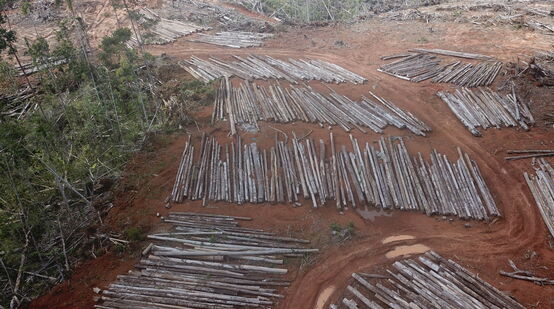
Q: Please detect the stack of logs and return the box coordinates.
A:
[179,55,367,84]
[171,133,500,220]
[524,159,554,239]
[128,8,209,47]
[189,31,274,48]
[95,212,317,309]
[213,78,430,136]
[331,251,525,309]
[437,87,534,136]
[378,52,502,87]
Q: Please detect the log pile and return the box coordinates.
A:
[212,79,430,136]
[437,87,534,136]
[524,159,554,239]
[171,133,500,220]
[179,55,367,84]
[331,251,525,309]
[409,48,495,60]
[189,31,274,48]
[378,53,502,87]
[95,212,317,309]
[17,58,68,76]
[128,8,209,47]
[505,149,554,161]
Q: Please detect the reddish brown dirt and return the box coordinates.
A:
[30,16,554,309]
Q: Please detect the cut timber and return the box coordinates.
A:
[170,134,499,221]
[96,212,317,309]
[211,80,430,135]
[332,251,525,308]
[409,48,494,60]
[524,159,554,239]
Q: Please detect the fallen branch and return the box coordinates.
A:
[500,271,554,285]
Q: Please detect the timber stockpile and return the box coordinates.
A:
[524,159,554,239]
[436,87,534,137]
[189,31,275,48]
[170,133,500,220]
[330,251,525,309]
[179,55,367,84]
[94,212,318,309]
[212,78,430,136]
[378,51,502,87]
[127,8,210,47]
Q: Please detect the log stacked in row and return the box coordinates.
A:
[378,53,502,87]
[128,8,209,47]
[189,31,274,48]
[179,55,367,84]
[524,159,554,239]
[95,212,318,309]
[331,251,525,309]
[437,87,534,136]
[212,78,430,136]
[171,133,500,220]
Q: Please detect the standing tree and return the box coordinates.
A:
[0,3,33,90]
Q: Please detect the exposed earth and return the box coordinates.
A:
[17,0,554,308]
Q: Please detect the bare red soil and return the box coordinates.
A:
[30,16,554,309]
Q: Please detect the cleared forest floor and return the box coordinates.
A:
[24,0,554,308]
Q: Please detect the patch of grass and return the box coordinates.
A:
[124,227,146,242]
[330,222,356,242]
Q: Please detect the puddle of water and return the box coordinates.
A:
[315,285,336,309]
[385,244,430,259]
[382,235,416,244]
[356,206,392,222]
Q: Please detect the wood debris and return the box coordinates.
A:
[378,53,502,87]
[505,149,554,161]
[409,48,495,60]
[179,55,367,84]
[95,212,317,309]
[331,251,525,309]
[500,259,554,285]
[17,58,68,76]
[128,8,209,47]
[189,31,274,48]
[171,133,500,220]
[524,159,554,239]
[436,87,534,136]
[212,79,430,135]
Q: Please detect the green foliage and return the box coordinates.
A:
[329,221,356,241]
[124,227,145,242]
[0,25,170,306]
[330,222,341,233]
[178,80,214,106]
[20,0,31,15]
[99,27,132,68]
[0,14,17,55]
[27,36,49,61]
[0,60,18,94]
